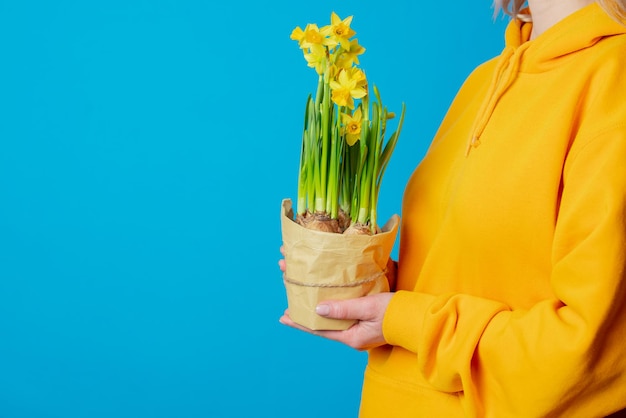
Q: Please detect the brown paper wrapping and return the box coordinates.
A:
[280,198,400,330]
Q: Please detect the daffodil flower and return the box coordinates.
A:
[347,67,367,88]
[303,44,327,75]
[335,38,366,69]
[326,12,356,50]
[341,107,363,146]
[290,26,306,44]
[290,23,336,49]
[330,69,367,109]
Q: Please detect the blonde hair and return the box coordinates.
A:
[494,0,626,22]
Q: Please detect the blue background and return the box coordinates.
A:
[0,1,507,417]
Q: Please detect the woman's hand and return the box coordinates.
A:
[279,293,393,351]
[278,245,394,350]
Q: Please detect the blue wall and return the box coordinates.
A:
[0,1,507,417]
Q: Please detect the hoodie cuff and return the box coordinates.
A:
[383,290,436,353]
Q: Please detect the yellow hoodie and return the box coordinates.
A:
[361,4,626,417]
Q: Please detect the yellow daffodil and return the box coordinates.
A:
[335,38,366,69]
[330,69,367,109]
[304,44,327,75]
[341,107,363,146]
[290,24,336,49]
[326,12,356,50]
[347,67,367,88]
[290,26,306,44]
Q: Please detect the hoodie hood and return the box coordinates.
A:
[466,2,626,154]
[506,3,626,71]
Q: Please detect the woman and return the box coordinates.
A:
[279,0,626,416]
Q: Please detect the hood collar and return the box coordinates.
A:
[506,2,626,72]
[466,2,626,155]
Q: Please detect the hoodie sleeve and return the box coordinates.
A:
[382,125,626,417]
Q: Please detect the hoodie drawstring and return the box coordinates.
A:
[465,43,531,156]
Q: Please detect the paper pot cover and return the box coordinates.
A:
[280,198,400,330]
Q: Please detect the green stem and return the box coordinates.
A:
[369,102,383,232]
[315,74,324,107]
[327,106,343,218]
[358,101,378,225]
[296,96,312,216]
[318,72,331,213]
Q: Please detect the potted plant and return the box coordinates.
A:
[281,12,405,330]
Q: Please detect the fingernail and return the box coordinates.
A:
[316,304,330,316]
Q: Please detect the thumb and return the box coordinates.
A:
[316,298,372,321]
